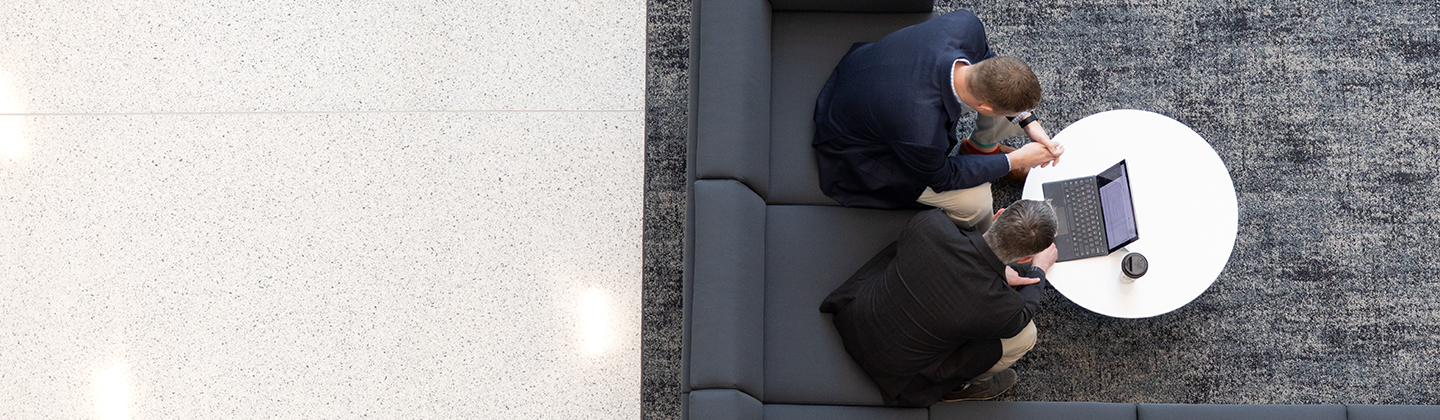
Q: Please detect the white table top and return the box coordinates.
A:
[1021,109,1238,318]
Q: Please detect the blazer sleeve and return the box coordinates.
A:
[931,154,1010,191]
[885,115,1011,192]
[994,264,1048,339]
[820,241,899,314]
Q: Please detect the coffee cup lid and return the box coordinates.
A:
[1122,253,1148,278]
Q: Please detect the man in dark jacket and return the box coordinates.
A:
[813,10,1063,232]
[820,200,1059,406]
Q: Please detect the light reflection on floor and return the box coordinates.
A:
[94,364,131,420]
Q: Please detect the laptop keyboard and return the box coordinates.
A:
[1062,178,1108,258]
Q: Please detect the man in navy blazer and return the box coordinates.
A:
[814,10,1063,232]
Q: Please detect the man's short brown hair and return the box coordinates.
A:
[967,56,1042,114]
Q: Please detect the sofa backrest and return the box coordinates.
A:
[691,0,773,198]
[770,0,932,13]
[686,180,767,399]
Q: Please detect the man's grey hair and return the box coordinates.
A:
[983,199,1058,264]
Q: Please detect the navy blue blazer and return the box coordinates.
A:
[813,10,1010,209]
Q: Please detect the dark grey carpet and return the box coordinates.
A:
[642,0,1440,416]
[642,0,689,419]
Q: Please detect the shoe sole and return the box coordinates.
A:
[940,385,1011,402]
[940,376,1018,402]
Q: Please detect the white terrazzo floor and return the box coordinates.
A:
[0,2,644,419]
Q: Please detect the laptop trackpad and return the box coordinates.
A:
[1054,203,1070,236]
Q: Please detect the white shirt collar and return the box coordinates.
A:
[951,59,972,111]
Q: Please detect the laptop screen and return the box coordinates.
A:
[1098,163,1137,250]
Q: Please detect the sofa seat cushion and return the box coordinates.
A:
[762,205,919,405]
[768,11,937,206]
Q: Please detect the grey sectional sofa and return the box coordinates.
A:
[679,0,1440,418]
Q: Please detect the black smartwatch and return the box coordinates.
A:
[1017,113,1039,128]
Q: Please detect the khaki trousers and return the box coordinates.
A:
[968,321,1038,384]
[918,184,994,232]
[919,114,1027,232]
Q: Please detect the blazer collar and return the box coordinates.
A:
[962,229,1008,276]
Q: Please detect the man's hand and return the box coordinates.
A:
[1023,121,1062,167]
[1006,142,1060,170]
[1005,266,1042,287]
[1032,243,1059,273]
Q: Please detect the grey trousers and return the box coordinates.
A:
[970,113,1026,147]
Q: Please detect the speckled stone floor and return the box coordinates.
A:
[2,2,646,419]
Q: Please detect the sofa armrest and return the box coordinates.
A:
[686,180,766,398]
[770,0,932,13]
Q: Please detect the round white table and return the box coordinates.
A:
[1021,109,1238,318]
